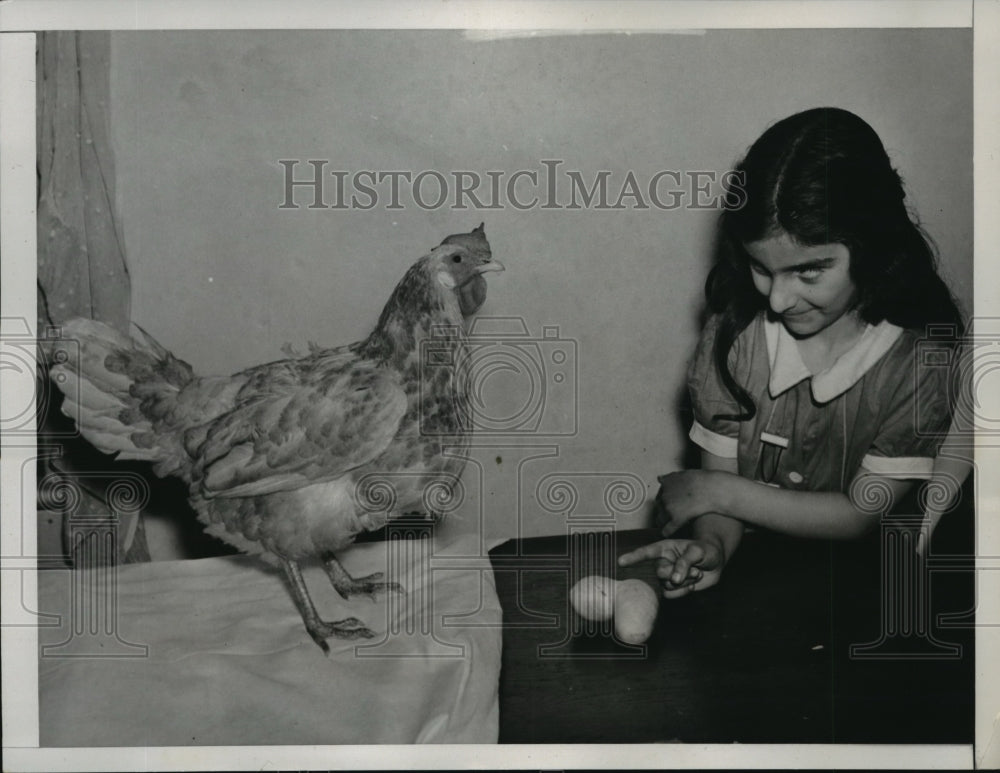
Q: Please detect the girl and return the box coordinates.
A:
[620,107,964,597]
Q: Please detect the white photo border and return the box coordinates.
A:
[1,1,996,770]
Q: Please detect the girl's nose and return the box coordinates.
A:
[768,277,797,314]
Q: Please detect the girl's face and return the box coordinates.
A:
[744,230,858,339]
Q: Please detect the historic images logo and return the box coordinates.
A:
[278,159,747,212]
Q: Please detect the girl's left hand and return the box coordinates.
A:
[656,470,725,537]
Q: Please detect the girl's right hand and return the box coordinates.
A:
[617,538,725,598]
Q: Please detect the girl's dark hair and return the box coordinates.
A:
[708,107,964,421]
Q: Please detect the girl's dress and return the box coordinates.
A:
[688,313,953,493]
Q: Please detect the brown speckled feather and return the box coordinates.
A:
[198,355,407,498]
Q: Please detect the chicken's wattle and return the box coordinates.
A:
[458,273,488,316]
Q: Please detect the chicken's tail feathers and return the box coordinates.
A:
[47,318,195,478]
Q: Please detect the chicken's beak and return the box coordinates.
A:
[476,260,505,274]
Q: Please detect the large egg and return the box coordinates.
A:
[570,575,616,622]
[613,578,660,644]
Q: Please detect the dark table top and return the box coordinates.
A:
[489,524,974,744]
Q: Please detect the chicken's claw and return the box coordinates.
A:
[280,557,380,654]
[309,617,377,655]
[324,565,405,602]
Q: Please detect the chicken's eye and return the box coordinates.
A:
[452,255,462,263]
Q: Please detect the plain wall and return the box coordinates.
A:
[109,29,972,550]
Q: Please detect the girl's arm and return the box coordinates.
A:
[659,468,917,540]
[690,451,744,562]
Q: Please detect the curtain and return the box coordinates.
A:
[36,31,148,563]
[37,31,130,330]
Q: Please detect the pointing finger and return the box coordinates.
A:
[617,541,665,566]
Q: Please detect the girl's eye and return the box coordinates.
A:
[797,268,823,281]
[749,263,768,276]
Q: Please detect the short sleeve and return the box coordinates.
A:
[860,336,953,478]
[687,314,740,458]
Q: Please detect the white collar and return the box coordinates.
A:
[764,315,903,403]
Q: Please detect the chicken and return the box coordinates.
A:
[47,224,503,654]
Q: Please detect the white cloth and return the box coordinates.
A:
[37,519,502,745]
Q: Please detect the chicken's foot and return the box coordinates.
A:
[322,553,405,601]
[279,556,375,655]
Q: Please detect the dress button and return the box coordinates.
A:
[789,471,804,484]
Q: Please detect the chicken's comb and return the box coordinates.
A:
[439,222,491,261]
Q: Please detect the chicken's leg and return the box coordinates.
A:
[322,553,405,601]
[279,557,375,655]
